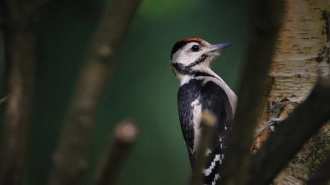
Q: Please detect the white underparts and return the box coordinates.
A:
[191,98,202,151]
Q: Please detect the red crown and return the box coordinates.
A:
[182,38,203,43]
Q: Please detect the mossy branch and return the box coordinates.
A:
[307,152,330,185]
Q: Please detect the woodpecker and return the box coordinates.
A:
[170,38,237,185]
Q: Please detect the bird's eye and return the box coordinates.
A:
[191,45,200,52]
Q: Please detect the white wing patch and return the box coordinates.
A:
[191,98,202,151]
[211,174,220,185]
[203,152,225,176]
[203,139,226,184]
[203,154,220,176]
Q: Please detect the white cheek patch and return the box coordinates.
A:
[180,52,204,66]
[172,42,207,66]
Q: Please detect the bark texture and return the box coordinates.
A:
[255,0,330,184]
[219,0,286,184]
[0,1,36,184]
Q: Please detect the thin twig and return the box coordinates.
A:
[190,111,216,185]
[93,120,139,185]
[255,100,289,137]
[0,1,36,185]
[47,1,142,185]
[307,153,330,185]
[0,95,9,107]
[255,118,284,138]
[219,0,286,184]
[249,76,330,185]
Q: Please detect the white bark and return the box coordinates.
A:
[256,0,330,184]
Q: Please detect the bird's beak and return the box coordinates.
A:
[208,42,234,54]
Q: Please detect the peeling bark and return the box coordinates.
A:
[255,0,330,184]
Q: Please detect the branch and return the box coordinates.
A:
[47,0,142,185]
[0,95,9,107]
[307,152,330,185]
[255,100,289,137]
[249,76,330,185]
[93,120,139,185]
[219,0,286,184]
[0,1,36,185]
[190,111,216,185]
[254,118,283,138]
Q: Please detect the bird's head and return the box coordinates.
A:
[170,38,233,78]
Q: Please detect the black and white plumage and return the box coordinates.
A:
[171,38,237,185]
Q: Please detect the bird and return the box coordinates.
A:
[170,38,237,185]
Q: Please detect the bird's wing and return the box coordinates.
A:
[177,79,234,174]
[200,80,234,184]
[200,80,234,138]
[177,80,201,167]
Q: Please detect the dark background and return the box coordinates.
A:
[0,0,250,184]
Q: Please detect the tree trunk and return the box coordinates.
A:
[255,0,330,184]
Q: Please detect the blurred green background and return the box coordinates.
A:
[0,0,250,184]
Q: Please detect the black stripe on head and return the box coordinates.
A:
[170,38,203,59]
[188,54,207,67]
[172,54,208,74]
[171,63,191,74]
[172,55,220,80]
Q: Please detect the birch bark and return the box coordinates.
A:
[255,0,330,184]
